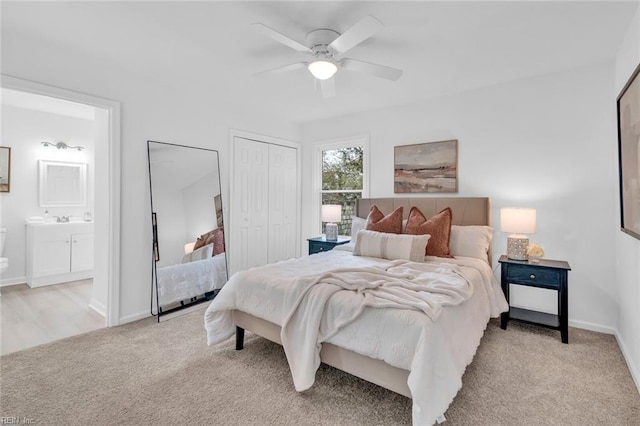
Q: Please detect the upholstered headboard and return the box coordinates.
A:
[356,197,492,263]
[356,197,491,226]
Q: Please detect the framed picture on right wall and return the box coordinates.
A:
[617,62,640,241]
[0,146,10,193]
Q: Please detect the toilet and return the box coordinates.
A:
[0,228,8,274]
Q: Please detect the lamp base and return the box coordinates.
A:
[507,235,529,260]
[325,223,338,241]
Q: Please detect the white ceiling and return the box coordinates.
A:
[1,1,637,123]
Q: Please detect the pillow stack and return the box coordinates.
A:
[193,227,225,256]
[352,204,493,261]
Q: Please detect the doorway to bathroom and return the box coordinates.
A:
[0,77,121,355]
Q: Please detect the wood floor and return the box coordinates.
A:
[0,279,105,355]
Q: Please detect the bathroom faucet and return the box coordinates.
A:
[54,215,70,223]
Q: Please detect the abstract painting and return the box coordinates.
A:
[617,63,640,240]
[394,140,458,193]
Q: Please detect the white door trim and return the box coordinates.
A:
[1,74,122,326]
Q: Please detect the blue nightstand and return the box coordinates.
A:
[307,236,350,255]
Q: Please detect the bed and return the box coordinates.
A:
[153,227,228,317]
[205,197,508,425]
[156,251,227,307]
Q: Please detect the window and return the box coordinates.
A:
[317,138,368,236]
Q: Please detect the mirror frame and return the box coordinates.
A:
[147,140,226,320]
[38,159,87,207]
[0,146,10,193]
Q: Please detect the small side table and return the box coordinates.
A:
[307,236,350,255]
[499,255,572,343]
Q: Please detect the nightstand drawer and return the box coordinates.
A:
[507,266,560,288]
[307,237,350,255]
[310,242,334,254]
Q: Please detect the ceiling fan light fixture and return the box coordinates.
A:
[308,60,338,80]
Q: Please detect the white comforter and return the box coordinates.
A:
[205,249,507,425]
[157,252,227,306]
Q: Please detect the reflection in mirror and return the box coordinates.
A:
[147,141,227,319]
[39,160,87,207]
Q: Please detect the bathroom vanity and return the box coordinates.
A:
[25,222,94,287]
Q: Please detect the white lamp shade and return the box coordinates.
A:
[321,204,342,223]
[308,61,338,80]
[500,207,536,234]
[184,242,195,254]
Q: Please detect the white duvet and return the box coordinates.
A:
[157,252,227,306]
[205,249,507,425]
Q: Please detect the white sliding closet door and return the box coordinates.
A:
[230,136,299,275]
[268,144,297,263]
[231,137,269,273]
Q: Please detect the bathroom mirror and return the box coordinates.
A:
[147,141,227,318]
[39,160,87,207]
[0,146,10,192]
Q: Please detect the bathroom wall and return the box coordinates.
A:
[0,104,96,285]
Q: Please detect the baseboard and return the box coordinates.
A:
[0,276,27,287]
[615,330,640,395]
[568,319,616,335]
[158,303,207,322]
[119,310,151,325]
[89,298,107,317]
[573,319,640,395]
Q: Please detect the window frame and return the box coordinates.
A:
[314,135,369,235]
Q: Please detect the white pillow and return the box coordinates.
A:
[353,230,430,262]
[350,216,366,240]
[181,243,213,263]
[449,225,494,261]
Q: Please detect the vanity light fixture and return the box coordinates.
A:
[41,141,84,151]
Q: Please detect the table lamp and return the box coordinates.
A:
[322,204,342,241]
[500,207,536,260]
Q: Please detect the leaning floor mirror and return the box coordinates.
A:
[147,141,227,320]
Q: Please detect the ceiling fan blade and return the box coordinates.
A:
[320,78,336,98]
[329,15,383,54]
[340,58,403,81]
[252,23,312,53]
[254,62,308,78]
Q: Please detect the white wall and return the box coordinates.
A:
[614,6,640,391]
[1,29,300,322]
[301,63,619,331]
[182,171,220,242]
[0,105,96,285]
[153,187,188,268]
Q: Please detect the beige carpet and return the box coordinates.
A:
[1,309,638,425]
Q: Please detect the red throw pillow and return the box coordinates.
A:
[404,207,453,258]
[365,206,403,234]
[207,228,225,256]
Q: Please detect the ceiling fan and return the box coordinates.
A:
[253,15,403,97]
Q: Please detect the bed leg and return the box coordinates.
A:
[235,326,245,350]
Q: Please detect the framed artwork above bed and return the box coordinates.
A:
[394,140,458,193]
[617,62,640,241]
